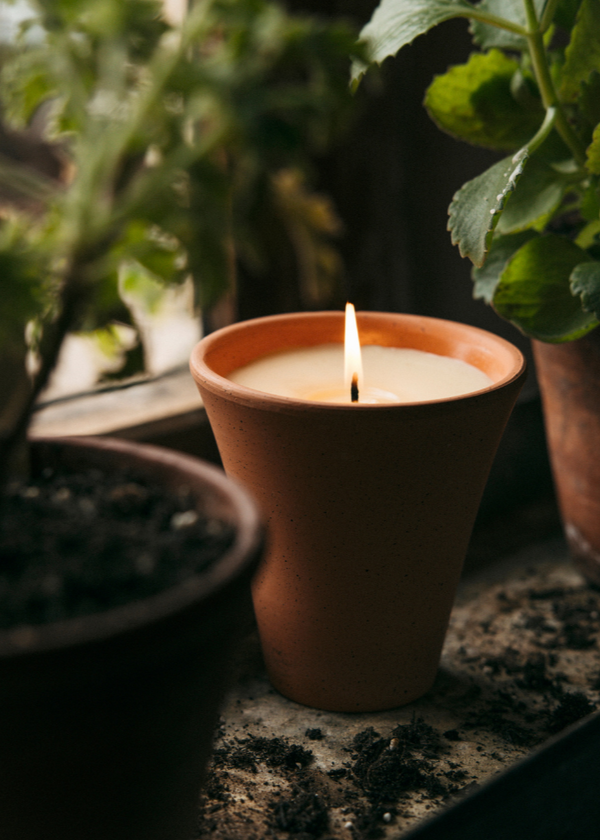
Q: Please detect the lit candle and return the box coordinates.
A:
[228,304,492,404]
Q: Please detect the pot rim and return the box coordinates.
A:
[0,435,262,658]
[190,310,527,412]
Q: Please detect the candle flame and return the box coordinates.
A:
[344,303,363,400]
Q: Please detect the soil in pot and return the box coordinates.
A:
[0,465,236,627]
[0,436,263,840]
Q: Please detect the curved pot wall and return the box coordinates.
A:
[0,436,262,840]
[533,335,600,585]
[191,311,526,711]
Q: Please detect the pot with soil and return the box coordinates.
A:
[533,333,600,586]
[0,434,262,840]
[190,310,525,712]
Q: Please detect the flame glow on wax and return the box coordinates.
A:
[227,307,493,404]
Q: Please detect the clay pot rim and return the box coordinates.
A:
[0,435,262,658]
[191,310,526,412]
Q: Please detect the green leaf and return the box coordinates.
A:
[560,0,600,102]
[425,50,544,151]
[448,149,528,266]
[493,235,598,341]
[587,123,600,173]
[571,260,600,318]
[472,229,537,301]
[470,0,544,50]
[496,156,570,233]
[554,0,584,30]
[352,0,475,83]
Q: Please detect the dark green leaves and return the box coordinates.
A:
[496,155,571,233]
[587,123,600,173]
[448,150,528,266]
[352,0,475,83]
[425,50,544,151]
[560,0,600,102]
[571,260,600,318]
[493,236,598,341]
[554,0,584,31]
[472,230,537,302]
[357,0,599,345]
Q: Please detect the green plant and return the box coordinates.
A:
[353,0,600,344]
[0,0,362,480]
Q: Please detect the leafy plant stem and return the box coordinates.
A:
[523,0,587,166]
[0,267,86,488]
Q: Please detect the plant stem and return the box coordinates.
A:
[463,8,527,36]
[0,266,86,489]
[526,106,557,155]
[523,0,587,166]
[539,0,560,33]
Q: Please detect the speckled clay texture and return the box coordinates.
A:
[190,312,526,712]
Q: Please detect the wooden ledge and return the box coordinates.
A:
[29,368,221,464]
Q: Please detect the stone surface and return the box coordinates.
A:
[194,536,600,839]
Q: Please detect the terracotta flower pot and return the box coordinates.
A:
[190,311,526,712]
[0,436,262,840]
[533,334,600,586]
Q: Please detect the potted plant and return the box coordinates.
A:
[354,0,600,583]
[0,0,361,837]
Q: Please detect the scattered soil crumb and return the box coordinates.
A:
[195,555,600,839]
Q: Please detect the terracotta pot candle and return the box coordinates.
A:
[190,311,526,712]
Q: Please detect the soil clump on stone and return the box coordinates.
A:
[194,550,600,840]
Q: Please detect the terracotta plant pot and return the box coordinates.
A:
[190,311,526,712]
[0,436,262,840]
[533,334,600,586]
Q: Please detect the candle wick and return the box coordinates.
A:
[351,373,359,403]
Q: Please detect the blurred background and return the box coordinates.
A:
[1,0,558,543]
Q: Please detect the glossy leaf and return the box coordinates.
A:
[472,229,537,302]
[352,0,474,83]
[571,259,600,318]
[448,150,528,266]
[425,50,544,151]
[493,235,598,341]
[496,156,570,233]
[560,0,600,102]
[470,0,544,50]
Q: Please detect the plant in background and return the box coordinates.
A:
[353,0,600,344]
[0,0,362,480]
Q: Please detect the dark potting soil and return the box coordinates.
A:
[195,717,466,840]
[0,467,235,628]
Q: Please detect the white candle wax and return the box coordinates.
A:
[228,344,493,404]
